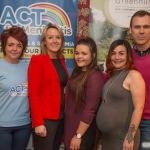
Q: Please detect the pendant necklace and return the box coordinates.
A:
[102,70,124,104]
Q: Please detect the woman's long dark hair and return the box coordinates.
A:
[70,37,100,111]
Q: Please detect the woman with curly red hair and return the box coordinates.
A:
[96,39,145,150]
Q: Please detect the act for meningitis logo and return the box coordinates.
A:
[9,83,28,96]
[0,2,72,36]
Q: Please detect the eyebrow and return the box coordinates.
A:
[112,50,125,52]
[7,42,22,45]
[134,25,150,27]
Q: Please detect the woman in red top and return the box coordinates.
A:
[28,23,69,150]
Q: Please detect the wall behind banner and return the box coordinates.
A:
[89,0,150,72]
[0,0,78,150]
[0,0,78,75]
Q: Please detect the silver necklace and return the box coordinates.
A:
[102,70,124,104]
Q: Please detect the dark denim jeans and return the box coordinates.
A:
[0,124,31,150]
[139,120,150,150]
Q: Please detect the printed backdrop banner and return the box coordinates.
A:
[88,1,150,149]
[0,0,78,75]
[0,0,78,150]
[89,0,150,71]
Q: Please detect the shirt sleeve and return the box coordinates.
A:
[81,71,104,124]
[28,55,44,127]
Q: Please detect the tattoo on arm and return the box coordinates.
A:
[126,124,136,144]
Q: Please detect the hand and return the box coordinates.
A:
[35,125,47,137]
[123,138,134,150]
[70,135,81,150]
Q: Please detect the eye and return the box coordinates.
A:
[120,52,124,55]
[111,52,115,55]
[18,45,23,48]
[144,25,150,29]
[56,36,61,39]
[75,52,79,55]
[134,26,140,29]
[82,52,87,55]
[48,36,53,39]
[8,43,13,46]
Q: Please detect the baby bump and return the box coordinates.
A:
[96,103,129,135]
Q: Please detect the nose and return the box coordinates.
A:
[77,53,82,59]
[139,27,144,33]
[115,54,119,59]
[13,45,17,51]
[53,37,57,42]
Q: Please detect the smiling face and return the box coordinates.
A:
[4,36,23,64]
[75,44,94,71]
[44,28,62,58]
[111,45,127,70]
[129,15,150,50]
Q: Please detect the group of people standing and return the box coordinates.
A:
[0,10,149,150]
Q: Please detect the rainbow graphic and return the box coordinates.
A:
[29,2,71,27]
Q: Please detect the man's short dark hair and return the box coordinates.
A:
[130,10,150,27]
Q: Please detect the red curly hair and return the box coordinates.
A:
[106,39,136,78]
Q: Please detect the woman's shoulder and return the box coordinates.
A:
[28,54,46,67]
[31,54,44,59]
[90,69,102,75]
[128,70,142,77]
[125,70,145,91]
[87,69,104,80]
[127,69,143,81]
[30,54,47,63]
[19,60,28,68]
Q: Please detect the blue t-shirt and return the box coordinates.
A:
[0,59,30,127]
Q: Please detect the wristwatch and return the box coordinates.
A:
[76,133,82,139]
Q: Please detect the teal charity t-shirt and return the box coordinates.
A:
[0,59,30,127]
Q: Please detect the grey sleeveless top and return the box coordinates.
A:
[96,69,140,150]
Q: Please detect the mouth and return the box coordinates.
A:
[51,45,59,47]
[76,60,84,63]
[113,61,122,64]
[51,42,59,45]
[11,53,18,55]
[137,37,145,39]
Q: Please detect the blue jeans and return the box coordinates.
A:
[139,120,150,150]
[0,124,31,150]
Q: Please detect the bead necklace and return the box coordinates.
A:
[102,70,124,104]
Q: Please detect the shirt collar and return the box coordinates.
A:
[133,45,150,57]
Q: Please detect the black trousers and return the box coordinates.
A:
[65,117,97,150]
[32,119,64,150]
[80,118,96,150]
